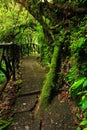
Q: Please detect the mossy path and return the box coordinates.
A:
[7,55,76,130]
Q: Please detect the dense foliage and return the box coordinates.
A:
[0,0,87,129]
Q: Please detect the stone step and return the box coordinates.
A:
[14,95,38,113]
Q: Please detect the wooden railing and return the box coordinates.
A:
[0,42,38,84]
[0,43,21,81]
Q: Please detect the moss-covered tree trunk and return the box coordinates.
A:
[39,45,60,110]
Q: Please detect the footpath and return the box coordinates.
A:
[7,55,76,130]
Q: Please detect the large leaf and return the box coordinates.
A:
[83,80,87,88]
[80,120,87,126]
[77,127,81,130]
[78,37,85,48]
[69,77,86,92]
[83,128,87,130]
[81,98,87,111]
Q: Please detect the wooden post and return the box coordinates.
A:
[12,44,15,81]
[0,43,21,81]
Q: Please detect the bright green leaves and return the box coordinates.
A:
[83,128,87,130]
[81,96,87,111]
[69,77,87,129]
[70,14,87,55]
[78,37,85,48]
[83,80,87,88]
[69,77,86,92]
[80,120,87,129]
[69,77,86,99]
[42,16,51,27]
[70,37,86,53]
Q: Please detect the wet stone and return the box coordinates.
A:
[14,95,37,113]
[7,112,33,130]
[29,119,40,130]
[43,96,76,130]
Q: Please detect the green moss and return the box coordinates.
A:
[39,45,60,111]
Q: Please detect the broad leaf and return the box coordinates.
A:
[80,120,87,125]
[83,80,87,88]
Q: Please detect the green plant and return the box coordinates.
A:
[77,127,81,130]
[0,118,13,130]
[0,72,5,87]
[69,78,87,129]
[79,93,87,129]
[16,79,23,84]
[69,77,87,99]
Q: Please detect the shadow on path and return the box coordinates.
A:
[7,55,76,130]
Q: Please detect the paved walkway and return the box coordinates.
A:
[7,55,76,130]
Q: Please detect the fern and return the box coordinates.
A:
[0,118,12,130]
[83,80,87,88]
[69,77,87,100]
[83,128,87,130]
[80,120,87,128]
[80,95,87,111]
[77,37,85,48]
[69,77,86,92]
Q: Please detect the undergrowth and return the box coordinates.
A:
[67,14,87,130]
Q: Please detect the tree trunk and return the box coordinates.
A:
[39,45,60,110]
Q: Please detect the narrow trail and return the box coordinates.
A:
[7,55,76,130]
